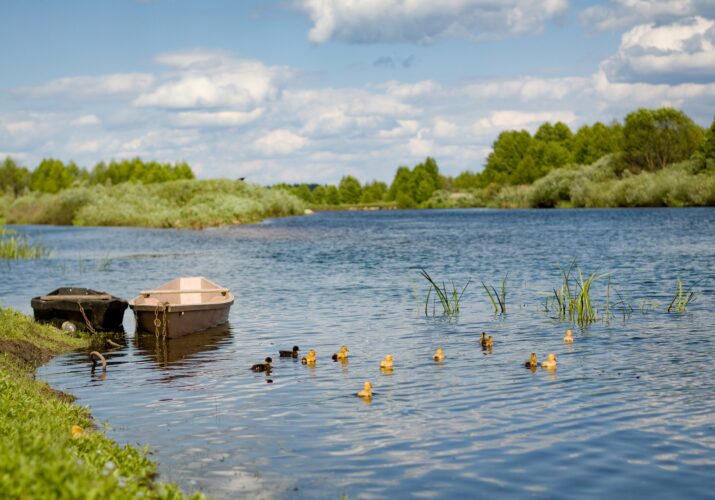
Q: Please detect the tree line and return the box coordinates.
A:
[277,107,715,208]
[0,157,194,195]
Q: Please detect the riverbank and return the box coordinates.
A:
[0,308,201,498]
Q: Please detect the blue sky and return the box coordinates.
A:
[1,0,714,183]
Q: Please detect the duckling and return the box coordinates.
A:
[541,353,558,369]
[524,353,538,368]
[433,347,445,362]
[250,357,273,372]
[279,345,300,357]
[563,329,574,343]
[71,425,84,439]
[479,332,488,347]
[485,336,494,349]
[332,345,349,361]
[380,354,393,369]
[357,381,373,400]
[301,349,317,365]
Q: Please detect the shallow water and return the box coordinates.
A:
[3,208,715,498]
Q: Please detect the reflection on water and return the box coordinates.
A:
[1,209,714,498]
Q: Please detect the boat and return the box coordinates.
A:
[31,287,128,332]
[129,277,234,338]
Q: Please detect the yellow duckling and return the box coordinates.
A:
[524,353,538,369]
[563,329,574,343]
[357,381,373,400]
[380,354,393,369]
[301,349,317,365]
[485,336,494,349]
[71,425,84,439]
[433,347,445,362]
[332,345,348,361]
[541,353,558,369]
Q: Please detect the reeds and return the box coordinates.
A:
[481,274,507,314]
[667,278,695,313]
[420,269,470,317]
[550,260,608,325]
[0,229,49,259]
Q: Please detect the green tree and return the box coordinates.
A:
[623,108,704,171]
[30,159,83,193]
[571,122,623,165]
[480,130,532,185]
[388,166,413,201]
[702,115,715,160]
[0,157,31,195]
[338,175,363,204]
[452,171,480,190]
[323,185,340,205]
[360,181,388,203]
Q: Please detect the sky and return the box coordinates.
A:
[1,0,714,184]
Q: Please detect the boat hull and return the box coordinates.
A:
[132,301,233,338]
[31,287,128,332]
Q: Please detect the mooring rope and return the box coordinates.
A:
[89,351,107,370]
[153,302,169,338]
[76,301,97,336]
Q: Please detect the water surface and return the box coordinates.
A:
[2,209,715,498]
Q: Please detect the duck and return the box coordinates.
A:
[433,347,445,362]
[485,336,494,349]
[479,332,488,347]
[380,354,394,369]
[563,329,574,343]
[541,353,558,369]
[279,345,300,357]
[357,381,373,399]
[250,357,273,372]
[524,353,538,368]
[332,345,349,361]
[301,349,317,365]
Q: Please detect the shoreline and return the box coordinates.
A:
[0,307,201,499]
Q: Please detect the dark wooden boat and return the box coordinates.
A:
[31,287,128,332]
[129,277,234,338]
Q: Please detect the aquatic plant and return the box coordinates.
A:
[481,274,507,314]
[420,269,470,317]
[667,278,695,313]
[550,260,608,325]
[0,229,50,259]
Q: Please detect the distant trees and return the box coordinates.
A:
[0,157,31,195]
[338,175,363,204]
[701,115,715,160]
[622,108,703,171]
[31,158,84,193]
[90,158,194,185]
[387,157,444,208]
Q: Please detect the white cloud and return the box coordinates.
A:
[602,16,715,84]
[72,115,101,126]
[378,119,420,139]
[382,80,442,98]
[473,110,577,133]
[433,118,459,139]
[464,76,589,101]
[580,0,715,31]
[296,0,568,44]
[134,49,290,109]
[408,128,436,156]
[19,73,154,98]
[253,129,307,155]
[174,109,264,127]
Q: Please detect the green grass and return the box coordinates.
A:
[5,179,306,229]
[481,274,507,314]
[0,230,50,259]
[420,269,470,317]
[667,278,695,313]
[550,261,608,325]
[0,308,201,499]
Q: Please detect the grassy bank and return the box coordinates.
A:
[0,308,200,498]
[5,179,305,228]
[423,157,715,209]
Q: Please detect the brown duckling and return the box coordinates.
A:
[279,345,300,357]
[563,329,574,343]
[485,336,494,349]
[524,353,538,369]
[251,357,273,372]
[332,345,348,361]
[433,347,445,362]
[301,349,317,365]
[479,332,488,347]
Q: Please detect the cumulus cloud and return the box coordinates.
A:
[580,0,715,31]
[296,0,568,44]
[464,76,589,101]
[134,49,291,109]
[253,129,307,155]
[174,109,265,127]
[473,110,577,133]
[17,73,155,99]
[602,16,715,84]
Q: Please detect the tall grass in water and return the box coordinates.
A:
[551,260,608,325]
[667,278,695,313]
[481,274,507,313]
[0,228,50,259]
[420,269,470,317]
